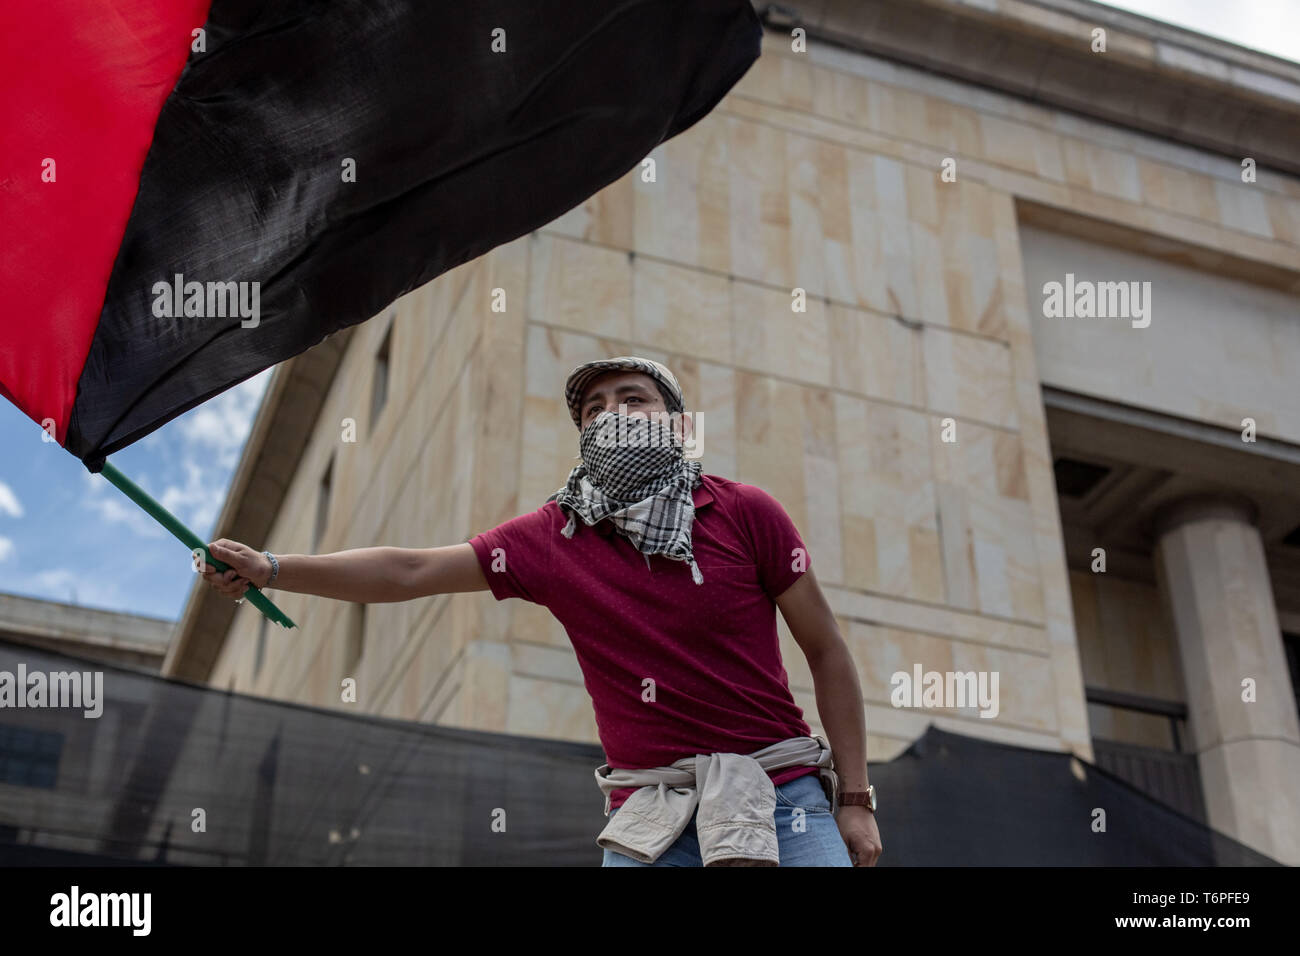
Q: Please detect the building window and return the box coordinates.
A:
[0,724,63,789]
[313,455,333,552]
[371,317,393,430]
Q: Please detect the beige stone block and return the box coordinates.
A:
[921,95,984,158]
[693,361,737,476]
[695,121,737,278]
[828,304,925,407]
[731,281,832,386]
[628,119,736,275]
[1213,179,1275,237]
[1059,138,1142,201]
[787,134,848,298]
[978,114,1061,179]
[527,235,632,338]
[808,139,856,302]
[921,328,1018,428]
[630,257,733,365]
[1138,159,1221,222]
[906,166,949,328]
[734,375,813,525]
[867,82,930,145]
[957,185,1007,339]
[798,388,844,585]
[847,152,919,318]
[835,395,943,603]
[726,119,795,291]
[932,421,1044,622]
[909,176,1006,338]
[812,63,874,131]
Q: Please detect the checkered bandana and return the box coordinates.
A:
[550,410,705,584]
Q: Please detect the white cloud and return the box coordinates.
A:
[175,368,272,470]
[0,536,13,562]
[160,458,223,536]
[0,480,23,518]
[89,495,168,539]
[80,470,167,539]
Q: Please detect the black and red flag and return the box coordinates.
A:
[1,0,762,472]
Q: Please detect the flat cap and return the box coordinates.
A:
[563,356,684,428]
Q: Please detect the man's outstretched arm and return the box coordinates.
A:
[200,538,489,603]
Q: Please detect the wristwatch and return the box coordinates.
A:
[840,785,876,812]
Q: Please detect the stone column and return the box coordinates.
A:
[1153,494,1300,865]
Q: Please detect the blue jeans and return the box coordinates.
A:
[601,772,853,866]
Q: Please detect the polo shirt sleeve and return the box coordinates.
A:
[736,484,809,599]
[467,504,556,605]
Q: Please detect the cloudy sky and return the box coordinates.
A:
[0,2,1295,622]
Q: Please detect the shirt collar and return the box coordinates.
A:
[693,481,714,510]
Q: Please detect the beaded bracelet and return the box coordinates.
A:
[262,550,279,587]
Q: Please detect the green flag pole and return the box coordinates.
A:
[100,459,296,628]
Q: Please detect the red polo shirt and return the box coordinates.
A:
[468,473,820,811]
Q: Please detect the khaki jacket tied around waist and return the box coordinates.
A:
[593,735,840,866]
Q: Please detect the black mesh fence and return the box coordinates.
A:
[0,640,1279,866]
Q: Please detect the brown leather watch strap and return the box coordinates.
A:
[839,786,876,811]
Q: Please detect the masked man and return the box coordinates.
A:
[203,356,882,867]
